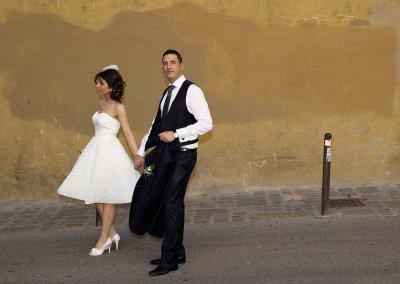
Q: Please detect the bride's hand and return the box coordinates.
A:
[134,156,144,170]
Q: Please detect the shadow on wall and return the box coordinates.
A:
[0,2,396,135]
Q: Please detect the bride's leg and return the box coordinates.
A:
[95,203,103,226]
[96,203,115,248]
[96,203,117,237]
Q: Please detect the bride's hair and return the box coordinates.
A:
[94,69,126,103]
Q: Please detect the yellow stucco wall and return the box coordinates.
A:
[1,0,400,199]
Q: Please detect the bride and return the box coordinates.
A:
[58,65,141,256]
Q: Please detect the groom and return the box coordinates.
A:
[130,49,213,276]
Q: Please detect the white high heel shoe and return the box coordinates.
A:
[89,238,112,256]
[111,233,120,251]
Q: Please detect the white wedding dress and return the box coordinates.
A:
[58,111,141,204]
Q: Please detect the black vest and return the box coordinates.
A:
[145,80,198,151]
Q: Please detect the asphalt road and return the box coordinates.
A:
[1,215,399,283]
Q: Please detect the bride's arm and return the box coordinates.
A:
[116,104,139,157]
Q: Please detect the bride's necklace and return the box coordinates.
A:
[99,99,113,110]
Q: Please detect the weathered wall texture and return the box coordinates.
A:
[0,0,400,199]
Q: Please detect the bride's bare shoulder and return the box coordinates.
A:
[115,103,127,114]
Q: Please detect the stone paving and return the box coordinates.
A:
[1,183,400,233]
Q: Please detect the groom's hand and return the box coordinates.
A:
[158,131,175,143]
[134,155,144,172]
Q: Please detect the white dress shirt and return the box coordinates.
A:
[137,75,213,157]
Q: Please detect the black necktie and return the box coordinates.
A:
[162,85,175,120]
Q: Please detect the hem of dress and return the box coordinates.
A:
[58,192,132,205]
[84,200,132,205]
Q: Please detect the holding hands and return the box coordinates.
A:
[134,155,144,172]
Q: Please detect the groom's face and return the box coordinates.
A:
[162,54,184,83]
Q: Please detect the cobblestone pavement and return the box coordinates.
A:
[1,183,400,233]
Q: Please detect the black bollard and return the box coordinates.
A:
[321,133,332,215]
[95,206,101,227]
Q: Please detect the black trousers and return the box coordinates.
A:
[160,150,197,265]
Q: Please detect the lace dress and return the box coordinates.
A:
[58,111,140,204]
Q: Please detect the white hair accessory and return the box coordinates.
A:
[102,64,119,71]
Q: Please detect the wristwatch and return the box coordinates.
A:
[173,131,179,139]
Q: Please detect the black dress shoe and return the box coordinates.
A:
[148,264,178,276]
[150,256,186,265]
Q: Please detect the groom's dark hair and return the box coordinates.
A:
[162,49,183,63]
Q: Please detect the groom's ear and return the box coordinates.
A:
[181,63,184,71]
